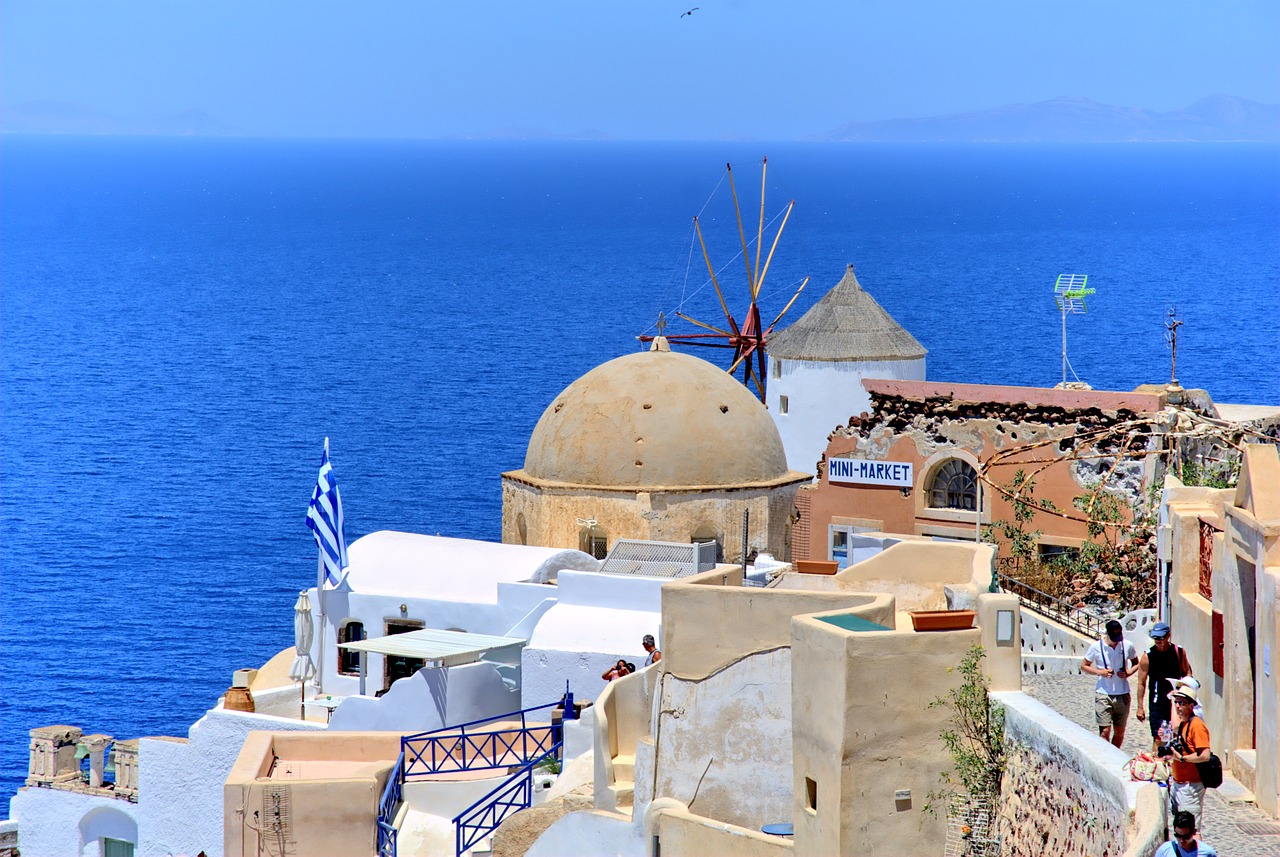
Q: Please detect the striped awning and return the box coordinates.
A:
[339,629,525,666]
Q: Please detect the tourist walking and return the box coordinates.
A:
[1154,810,1218,856]
[1165,686,1212,831]
[1081,619,1140,748]
[642,634,662,666]
[1136,621,1192,752]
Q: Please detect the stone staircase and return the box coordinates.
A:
[608,753,635,808]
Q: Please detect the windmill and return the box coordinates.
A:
[1053,274,1094,386]
[639,158,809,403]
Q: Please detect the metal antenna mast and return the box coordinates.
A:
[1053,274,1094,386]
[1164,307,1183,386]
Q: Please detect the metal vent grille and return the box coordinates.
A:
[598,539,717,578]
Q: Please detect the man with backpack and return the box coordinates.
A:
[1135,621,1192,752]
[1164,686,1212,831]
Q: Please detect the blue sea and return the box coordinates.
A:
[1,138,1277,804]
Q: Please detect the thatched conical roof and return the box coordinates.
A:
[767,264,926,362]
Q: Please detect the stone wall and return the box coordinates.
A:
[993,692,1163,857]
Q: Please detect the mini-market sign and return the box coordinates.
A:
[828,457,913,488]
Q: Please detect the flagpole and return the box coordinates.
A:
[316,551,326,697]
[307,435,348,704]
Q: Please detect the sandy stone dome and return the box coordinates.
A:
[517,342,798,490]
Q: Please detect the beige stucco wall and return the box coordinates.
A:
[790,615,977,856]
[1166,443,1280,817]
[501,479,801,563]
[223,731,399,857]
[660,567,895,680]
[976,592,1023,692]
[829,540,994,611]
[645,799,795,857]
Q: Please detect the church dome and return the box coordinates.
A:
[513,341,802,490]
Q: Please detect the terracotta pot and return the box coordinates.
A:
[224,686,256,712]
[909,610,976,632]
[795,560,839,575]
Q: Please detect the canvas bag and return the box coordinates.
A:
[1123,752,1170,782]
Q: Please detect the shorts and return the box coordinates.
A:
[1094,692,1131,728]
[1170,779,1205,828]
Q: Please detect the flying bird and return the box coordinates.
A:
[681,7,699,17]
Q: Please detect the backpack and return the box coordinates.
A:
[1199,752,1224,789]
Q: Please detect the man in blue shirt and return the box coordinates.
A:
[1154,811,1218,856]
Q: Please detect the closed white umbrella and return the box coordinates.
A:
[289,591,316,715]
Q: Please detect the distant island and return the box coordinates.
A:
[3,95,1278,141]
[818,95,1279,143]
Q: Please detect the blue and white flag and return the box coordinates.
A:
[306,437,349,588]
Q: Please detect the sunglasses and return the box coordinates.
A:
[1174,697,1194,705]
[1174,830,1196,841]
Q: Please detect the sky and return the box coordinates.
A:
[2,0,1278,140]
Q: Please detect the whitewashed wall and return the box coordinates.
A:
[766,357,926,475]
[8,708,323,857]
[328,661,519,732]
[521,571,665,708]
[309,579,552,696]
[9,789,139,857]
[137,709,324,857]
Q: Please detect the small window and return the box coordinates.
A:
[779,395,789,414]
[102,839,135,857]
[691,527,724,563]
[1038,543,1078,565]
[927,459,978,511]
[805,776,818,812]
[772,359,782,379]
[338,621,364,675]
[579,525,608,559]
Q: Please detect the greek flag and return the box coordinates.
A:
[306,438,349,588]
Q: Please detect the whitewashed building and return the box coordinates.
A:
[765,264,927,475]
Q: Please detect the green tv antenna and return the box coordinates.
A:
[1053,274,1094,386]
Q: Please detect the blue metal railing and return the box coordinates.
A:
[402,700,563,779]
[454,742,562,857]
[377,699,570,857]
[377,748,404,857]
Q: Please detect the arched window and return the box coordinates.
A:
[928,459,978,511]
[579,524,608,559]
[516,513,528,546]
[338,621,364,675]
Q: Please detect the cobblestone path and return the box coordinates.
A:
[1021,673,1280,856]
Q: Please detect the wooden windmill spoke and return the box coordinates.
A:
[676,313,734,337]
[756,198,795,298]
[694,216,736,330]
[642,157,807,405]
[754,157,767,301]
[725,163,757,295]
[727,344,758,374]
[767,276,809,330]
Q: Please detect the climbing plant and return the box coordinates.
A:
[927,645,1006,814]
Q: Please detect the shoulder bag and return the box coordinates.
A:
[1178,719,1223,789]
